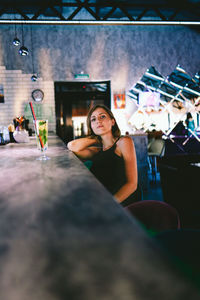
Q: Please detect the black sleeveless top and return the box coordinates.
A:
[89,137,140,206]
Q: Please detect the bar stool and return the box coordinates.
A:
[125,200,181,234]
[147,138,165,183]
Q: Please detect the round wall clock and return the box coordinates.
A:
[32,89,44,102]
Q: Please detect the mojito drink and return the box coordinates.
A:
[35,120,48,151]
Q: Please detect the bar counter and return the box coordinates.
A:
[0,135,199,300]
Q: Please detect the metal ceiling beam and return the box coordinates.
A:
[0,1,199,23]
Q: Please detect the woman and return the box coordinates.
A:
[67,104,139,207]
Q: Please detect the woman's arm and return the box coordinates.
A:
[67,136,100,159]
[114,136,138,203]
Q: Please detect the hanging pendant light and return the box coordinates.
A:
[31,74,38,82]
[13,37,20,46]
[19,46,29,56]
[12,14,21,46]
[19,24,29,56]
[30,25,38,81]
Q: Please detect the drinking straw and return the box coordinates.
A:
[29,102,44,148]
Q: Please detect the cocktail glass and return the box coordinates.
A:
[34,120,50,160]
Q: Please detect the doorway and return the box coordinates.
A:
[55,81,111,143]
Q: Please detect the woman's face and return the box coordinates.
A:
[90,107,115,136]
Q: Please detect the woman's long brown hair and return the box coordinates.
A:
[87,104,121,139]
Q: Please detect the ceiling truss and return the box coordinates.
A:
[0,1,200,24]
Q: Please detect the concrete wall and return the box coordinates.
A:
[0,24,200,132]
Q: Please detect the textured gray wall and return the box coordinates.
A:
[0,24,200,90]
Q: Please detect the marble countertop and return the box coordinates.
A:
[0,136,199,300]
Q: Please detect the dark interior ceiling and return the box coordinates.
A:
[0,0,200,23]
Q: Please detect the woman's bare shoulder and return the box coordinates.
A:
[117,135,134,147]
[115,136,134,157]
